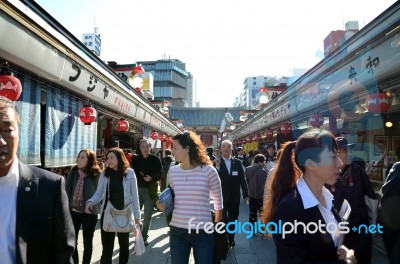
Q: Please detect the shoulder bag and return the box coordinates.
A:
[103,178,135,233]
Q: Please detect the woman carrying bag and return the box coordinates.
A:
[66,149,102,264]
[86,147,141,264]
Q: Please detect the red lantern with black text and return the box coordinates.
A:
[281,122,292,135]
[117,119,129,132]
[253,134,261,142]
[265,128,273,138]
[365,93,391,114]
[309,113,324,128]
[79,104,97,125]
[150,131,159,140]
[0,72,22,101]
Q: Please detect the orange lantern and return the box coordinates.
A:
[0,63,22,101]
[309,113,324,128]
[150,131,159,140]
[79,104,97,125]
[117,118,129,132]
[281,122,292,135]
[365,93,391,114]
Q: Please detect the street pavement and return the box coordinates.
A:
[77,200,389,263]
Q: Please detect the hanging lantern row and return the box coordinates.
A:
[309,113,324,128]
[0,62,22,101]
[117,118,129,132]
[79,104,97,125]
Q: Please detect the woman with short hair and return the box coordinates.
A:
[262,130,357,263]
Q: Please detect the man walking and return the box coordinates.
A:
[0,96,75,263]
[245,154,267,229]
[214,140,249,246]
[131,139,162,246]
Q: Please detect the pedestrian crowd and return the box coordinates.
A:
[0,95,399,263]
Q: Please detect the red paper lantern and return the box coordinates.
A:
[159,134,166,141]
[166,136,173,143]
[365,93,391,114]
[281,122,292,135]
[309,113,324,128]
[117,119,129,132]
[253,134,261,142]
[150,131,159,140]
[0,73,22,101]
[265,128,273,138]
[79,104,97,125]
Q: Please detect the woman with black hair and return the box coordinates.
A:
[262,130,356,263]
[86,147,141,264]
[66,149,102,264]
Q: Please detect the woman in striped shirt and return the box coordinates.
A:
[161,130,223,264]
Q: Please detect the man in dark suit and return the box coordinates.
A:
[214,140,249,246]
[0,97,75,263]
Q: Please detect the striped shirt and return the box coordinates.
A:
[169,164,223,230]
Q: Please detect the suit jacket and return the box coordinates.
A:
[245,164,267,199]
[273,187,345,264]
[217,157,249,203]
[379,161,400,263]
[16,161,75,264]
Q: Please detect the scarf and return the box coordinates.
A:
[72,169,87,208]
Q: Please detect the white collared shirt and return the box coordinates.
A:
[223,156,231,173]
[296,176,340,247]
[0,157,19,264]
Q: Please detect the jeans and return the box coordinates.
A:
[138,187,155,239]
[71,211,98,264]
[99,213,130,264]
[170,226,214,264]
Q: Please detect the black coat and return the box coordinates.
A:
[273,187,345,263]
[217,157,249,203]
[379,162,400,263]
[16,162,75,264]
[327,163,377,263]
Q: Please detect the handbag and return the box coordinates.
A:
[102,179,135,233]
[364,194,381,225]
[134,225,146,256]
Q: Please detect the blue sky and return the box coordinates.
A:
[35,0,397,107]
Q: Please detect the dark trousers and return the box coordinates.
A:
[249,198,263,226]
[222,200,240,243]
[100,213,130,264]
[71,211,98,264]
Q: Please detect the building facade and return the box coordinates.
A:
[82,28,101,56]
[138,59,193,108]
[240,75,289,109]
